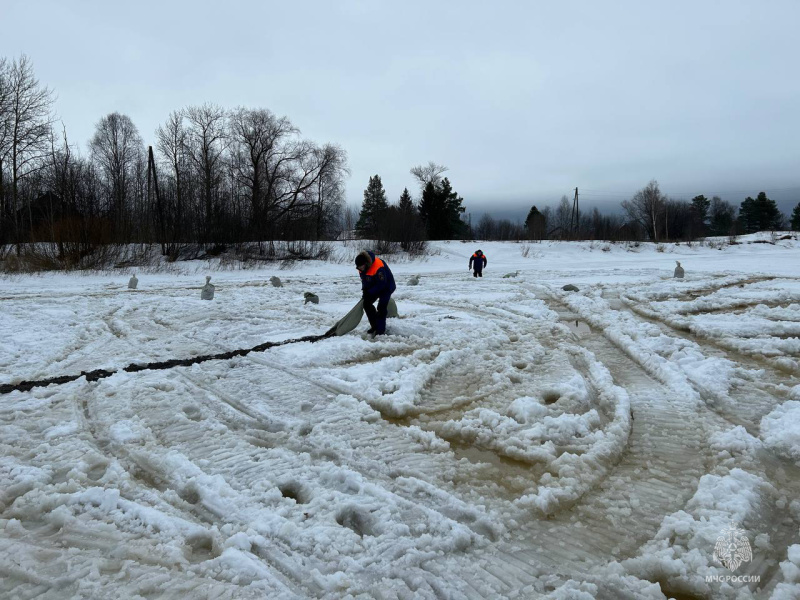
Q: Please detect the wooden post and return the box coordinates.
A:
[148,146,166,255]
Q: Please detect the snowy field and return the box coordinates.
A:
[2,235,800,600]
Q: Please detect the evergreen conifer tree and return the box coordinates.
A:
[355,175,388,238]
[791,202,800,231]
[398,187,415,215]
[418,178,465,239]
[709,197,735,236]
[688,195,710,238]
[440,178,467,238]
[690,195,710,225]
[417,181,440,238]
[525,205,546,239]
[754,191,782,231]
[394,187,424,249]
[738,197,758,233]
[739,192,782,233]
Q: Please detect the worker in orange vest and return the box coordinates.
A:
[469,249,487,277]
[355,250,396,336]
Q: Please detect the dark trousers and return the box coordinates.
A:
[473,267,483,277]
[363,292,391,334]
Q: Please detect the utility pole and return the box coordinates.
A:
[569,187,579,238]
[148,146,166,255]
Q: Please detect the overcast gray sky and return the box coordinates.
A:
[2,0,799,217]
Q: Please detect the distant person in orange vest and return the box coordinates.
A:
[469,249,487,277]
[355,250,396,336]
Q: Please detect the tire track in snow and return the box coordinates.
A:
[73,374,324,598]
[521,284,800,596]
[386,293,638,513]
[620,290,800,370]
[594,287,800,595]
[153,370,508,598]
[0,381,261,600]
[477,289,711,582]
[355,295,559,502]
[73,384,225,528]
[3,272,774,597]
[71,317,492,597]
[609,289,797,434]
[25,317,329,597]
[111,298,561,594]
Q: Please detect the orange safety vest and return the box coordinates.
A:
[365,257,385,276]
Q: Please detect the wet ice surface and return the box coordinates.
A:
[2,235,800,599]
[565,318,592,337]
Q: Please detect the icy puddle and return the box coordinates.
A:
[450,442,542,499]
[565,319,591,337]
[553,305,592,338]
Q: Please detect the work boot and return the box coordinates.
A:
[366,327,376,334]
[473,272,477,278]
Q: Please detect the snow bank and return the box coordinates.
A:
[760,401,800,463]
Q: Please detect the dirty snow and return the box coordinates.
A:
[2,234,800,599]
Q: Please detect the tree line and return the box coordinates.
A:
[355,175,799,245]
[618,180,795,242]
[0,55,349,266]
[3,55,798,271]
[518,183,795,242]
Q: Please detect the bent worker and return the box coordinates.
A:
[355,250,396,336]
[469,249,487,278]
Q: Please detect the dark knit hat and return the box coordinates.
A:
[355,253,369,267]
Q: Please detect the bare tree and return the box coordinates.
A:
[89,112,144,236]
[45,124,71,255]
[339,203,359,239]
[155,109,189,241]
[0,57,11,241]
[229,107,296,237]
[264,139,341,239]
[495,218,523,240]
[0,57,358,263]
[590,207,628,241]
[311,143,348,239]
[185,103,229,243]
[410,161,448,190]
[474,213,495,239]
[554,195,572,239]
[130,148,149,241]
[621,179,667,242]
[4,55,56,251]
